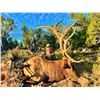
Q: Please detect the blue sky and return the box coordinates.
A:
[1,13,73,42]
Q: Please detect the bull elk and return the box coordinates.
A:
[23,20,82,82]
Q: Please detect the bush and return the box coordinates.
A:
[92,56,100,75]
[5,47,33,60]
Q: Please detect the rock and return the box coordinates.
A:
[67,80,74,87]
[77,76,90,87]
[1,60,20,87]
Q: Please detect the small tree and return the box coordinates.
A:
[70,13,91,49]
[85,13,100,48]
[22,24,33,49]
[1,16,18,52]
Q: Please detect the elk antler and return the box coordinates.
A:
[63,28,76,56]
[37,19,63,39]
[37,20,82,63]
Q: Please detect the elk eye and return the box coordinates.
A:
[64,64,69,68]
[34,60,36,63]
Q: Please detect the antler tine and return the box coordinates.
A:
[62,20,77,39]
[37,19,63,30]
[64,27,76,53]
[62,19,71,32]
[36,26,53,31]
[63,27,82,62]
[55,19,64,28]
[64,44,72,52]
[65,20,77,31]
[65,27,76,43]
[36,25,61,39]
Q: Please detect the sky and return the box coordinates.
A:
[1,13,73,42]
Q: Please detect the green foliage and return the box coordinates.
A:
[55,52,63,60]
[48,34,59,51]
[19,41,23,48]
[45,24,63,51]
[93,56,100,70]
[85,13,100,47]
[5,47,33,60]
[22,24,33,49]
[22,24,50,53]
[70,13,91,27]
[1,16,19,52]
[31,28,48,53]
[22,24,59,53]
[1,34,19,52]
[70,13,91,49]
[1,16,16,37]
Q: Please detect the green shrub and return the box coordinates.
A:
[5,47,33,60]
[92,56,100,75]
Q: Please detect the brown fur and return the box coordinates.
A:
[63,69,77,81]
[23,56,77,82]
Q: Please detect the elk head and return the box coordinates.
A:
[37,19,82,63]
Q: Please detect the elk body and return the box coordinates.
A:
[23,56,77,82]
